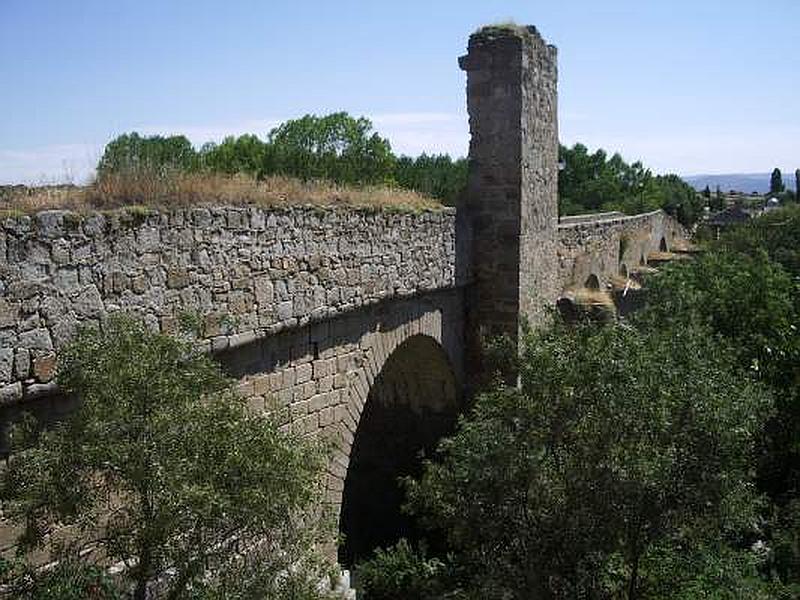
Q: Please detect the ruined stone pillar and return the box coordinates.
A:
[459,24,559,354]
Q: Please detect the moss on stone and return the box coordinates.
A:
[474,21,532,38]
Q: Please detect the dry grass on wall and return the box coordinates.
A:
[0,171,442,215]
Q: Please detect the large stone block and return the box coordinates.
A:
[73,285,104,318]
[0,348,13,383]
[18,328,53,351]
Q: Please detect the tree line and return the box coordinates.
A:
[96,113,466,207]
[558,143,703,227]
[96,114,704,226]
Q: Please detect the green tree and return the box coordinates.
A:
[638,244,800,503]
[96,133,198,179]
[265,112,395,185]
[795,169,799,202]
[0,317,332,600]
[638,249,799,379]
[703,184,711,200]
[393,154,467,206]
[0,555,124,600]
[636,233,800,593]
[771,168,785,194]
[558,143,702,226]
[354,539,448,600]
[406,322,771,599]
[199,134,268,177]
[710,185,725,211]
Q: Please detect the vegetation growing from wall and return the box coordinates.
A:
[0,317,334,600]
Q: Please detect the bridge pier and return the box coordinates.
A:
[459,25,560,368]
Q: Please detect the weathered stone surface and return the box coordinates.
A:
[460,26,559,342]
[35,210,67,238]
[18,328,53,351]
[0,348,13,383]
[13,349,30,379]
[0,28,696,568]
[0,382,22,404]
[556,210,687,292]
[0,205,459,393]
[32,353,57,382]
[167,267,190,289]
[73,285,104,318]
[0,300,18,328]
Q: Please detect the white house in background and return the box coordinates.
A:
[764,197,782,213]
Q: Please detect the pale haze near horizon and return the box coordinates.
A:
[1,0,797,185]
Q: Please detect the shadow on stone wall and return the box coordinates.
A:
[338,334,459,567]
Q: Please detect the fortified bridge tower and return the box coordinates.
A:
[460,25,560,343]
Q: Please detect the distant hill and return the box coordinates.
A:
[683,173,796,195]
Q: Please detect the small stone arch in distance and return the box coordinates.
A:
[584,273,601,289]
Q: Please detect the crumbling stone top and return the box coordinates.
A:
[461,23,557,72]
[472,22,540,39]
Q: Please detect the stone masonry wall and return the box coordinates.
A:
[556,209,687,292]
[0,205,458,402]
[459,25,559,348]
[518,28,560,327]
[215,289,464,526]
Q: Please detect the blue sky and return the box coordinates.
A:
[1,0,798,184]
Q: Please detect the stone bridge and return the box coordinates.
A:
[0,25,688,566]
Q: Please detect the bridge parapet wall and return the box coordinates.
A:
[0,205,458,402]
[556,209,687,291]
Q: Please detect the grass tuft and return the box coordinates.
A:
[475,20,530,36]
[573,288,616,310]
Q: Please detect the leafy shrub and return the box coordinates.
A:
[355,539,448,600]
[406,321,771,598]
[0,316,332,600]
[0,556,124,600]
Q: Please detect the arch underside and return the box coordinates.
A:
[213,290,465,565]
[338,334,459,567]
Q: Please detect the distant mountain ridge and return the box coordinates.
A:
[683,173,797,195]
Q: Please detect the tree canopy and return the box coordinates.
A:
[402,321,771,599]
[96,133,197,179]
[771,168,785,194]
[95,117,701,217]
[558,143,703,226]
[0,317,333,600]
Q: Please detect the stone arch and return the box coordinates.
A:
[584,273,601,289]
[336,333,459,567]
[659,236,668,252]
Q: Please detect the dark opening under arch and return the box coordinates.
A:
[584,273,600,289]
[659,237,668,252]
[338,335,459,567]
